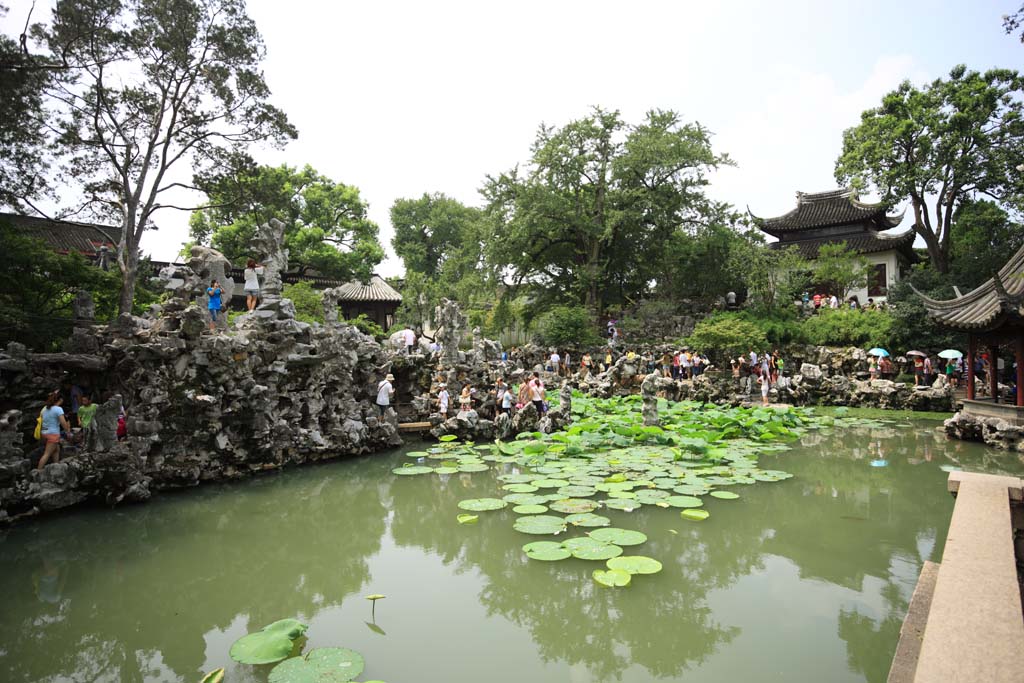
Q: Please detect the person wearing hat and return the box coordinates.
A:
[437,382,450,417]
[376,374,395,416]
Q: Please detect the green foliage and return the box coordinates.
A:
[812,243,869,299]
[617,300,682,343]
[192,163,383,281]
[836,65,1024,272]
[283,281,324,325]
[886,265,962,351]
[686,314,768,362]
[728,236,810,312]
[483,107,733,313]
[535,306,602,348]
[949,199,1024,289]
[654,220,747,302]
[346,314,385,340]
[0,221,121,350]
[801,309,893,348]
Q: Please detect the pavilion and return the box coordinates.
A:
[916,244,1024,422]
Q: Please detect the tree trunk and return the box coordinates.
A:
[118,244,140,315]
[911,197,949,273]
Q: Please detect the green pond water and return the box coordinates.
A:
[2,419,1022,683]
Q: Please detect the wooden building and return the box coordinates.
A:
[749,189,918,301]
[327,275,402,329]
[2,212,121,269]
[916,245,1024,421]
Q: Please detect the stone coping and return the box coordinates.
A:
[910,471,1024,682]
[961,399,1024,426]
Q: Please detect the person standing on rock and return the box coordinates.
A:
[500,384,515,415]
[404,328,417,354]
[529,372,544,414]
[437,383,450,417]
[758,368,772,406]
[923,355,933,386]
[376,373,395,416]
[459,383,473,413]
[206,280,223,332]
[38,391,71,470]
[243,258,264,312]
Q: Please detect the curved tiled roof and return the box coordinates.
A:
[773,228,918,259]
[915,245,1024,332]
[331,275,403,303]
[1,212,122,255]
[750,189,904,236]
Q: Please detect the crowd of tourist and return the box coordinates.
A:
[31,379,127,470]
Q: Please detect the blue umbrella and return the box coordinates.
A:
[868,348,890,357]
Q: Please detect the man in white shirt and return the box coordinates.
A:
[548,351,561,373]
[376,373,395,416]
[829,294,839,309]
[404,329,416,354]
[437,383,450,416]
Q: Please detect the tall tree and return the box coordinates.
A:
[30,0,295,313]
[482,107,730,314]
[835,65,1024,273]
[949,198,1024,288]
[812,243,869,299]
[191,163,383,280]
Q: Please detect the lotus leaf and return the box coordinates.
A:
[531,478,571,488]
[457,514,479,524]
[710,491,740,500]
[457,498,507,512]
[392,466,433,476]
[606,555,663,575]
[512,504,548,515]
[548,498,600,514]
[523,541,571,561]
[200,668,225,683]
[503,493,549,505]
[404,451,429,458]
[439,435,459,442]
[229,618,308,665]
[498,473,536,483]
[606,490,637,499]
[564,513,611,527]
[557,485,598,497]
[571,542,623,561]
[458,463,490,473]
[502,483,539,493]
[602,498,642,512]
[593,568,632,587]
[513,515,568,535]
[588,528,647,546]
[664,495,703,508]
[267,647,365,683]
[681,509,710,521]
[433,466,459,474]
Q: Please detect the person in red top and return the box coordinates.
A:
[913,356,925,386]
[812,293,822,310]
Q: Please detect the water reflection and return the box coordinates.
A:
[0,422,1021,682]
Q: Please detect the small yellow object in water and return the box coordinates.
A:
[366,594,385,601]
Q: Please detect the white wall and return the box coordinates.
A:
[848,250,901,304]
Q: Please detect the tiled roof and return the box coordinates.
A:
[772,228,918,259]
[751,189,904,236]
[915,245,1024,332]
[0,212,122,255]
[330,275,403,303]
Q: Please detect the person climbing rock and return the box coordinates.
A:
[376,374,395,416]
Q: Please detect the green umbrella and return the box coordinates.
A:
[938,349,963,359]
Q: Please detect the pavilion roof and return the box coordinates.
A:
[772,227,917,259]
[914,245,1024,332]
[330,274,403,303]
[750,188,904,237]
[1,212,122,256]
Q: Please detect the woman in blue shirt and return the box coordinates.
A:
[207,280,223,332]
[38,390,71,470]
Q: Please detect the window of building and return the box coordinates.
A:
[868,263,887,297]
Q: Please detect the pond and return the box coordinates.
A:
[1,411,1022,683]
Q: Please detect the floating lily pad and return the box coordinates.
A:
[588,528,648,546]
[570,542,623,561]
[433,466,459,474]
[548,498,600,514]
[681,509,710,521]
[562,536,609,553]
[392,465,433,476]
[503,493,549,505]
[523,541,571,561]
[606,490,638,499]
[404,451,429,458]
[557,485,598,497]
[593,568,632,587]
[268,647,364,683]
[498,473,536,483]
[457,513,479,524]
[564,513,611,527]
[602,498,642,512]
[457,498,507,512]
[606,555,663,575]
[439,435,459,442]
[531,478,571,488]
[710,490,740,500]
[458,463,490,473]
[503,483,539,493]
[513,515,567,535]
[229,619,308,665]
[513,504,548,515]
[664,495,704,508]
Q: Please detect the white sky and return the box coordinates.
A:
[3,0,1021,275]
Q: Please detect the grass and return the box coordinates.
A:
[807,406,954,422]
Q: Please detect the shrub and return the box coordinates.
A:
[283,281,324,324]
[534,306,602,348]
[347,313,385,340]
[800,308,893,348]
[686,314,768,363]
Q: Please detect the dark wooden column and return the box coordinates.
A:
[1017,337,1024,408]
[967,336,976,400]
[990,344,1000,403]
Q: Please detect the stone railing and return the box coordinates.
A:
[889,471,1024,682]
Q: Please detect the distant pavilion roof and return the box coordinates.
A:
[1,212,122,256]
[750,188,905,238]
[330,275,402,303]
[915,245,1024,333]
[772,227,918,259]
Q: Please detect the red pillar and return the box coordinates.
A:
[967,336,976,400]
[990,344,1000,403]
[1016,338,1024,408]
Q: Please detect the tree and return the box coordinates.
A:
[29,0,296,314]
[949,198,1024,289]
[191,163,383,280]
[1004,5,1024,42]
[482,107,730,314]
[0,4,52,209]
[835,65,1024,273]
[686,314,768,364]
[727,235,809,312]
[812,242,869,299]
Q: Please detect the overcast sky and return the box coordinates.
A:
[3,0,1021,275]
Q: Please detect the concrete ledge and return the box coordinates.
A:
[888,560,939,683]
[913,472,1024,682]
